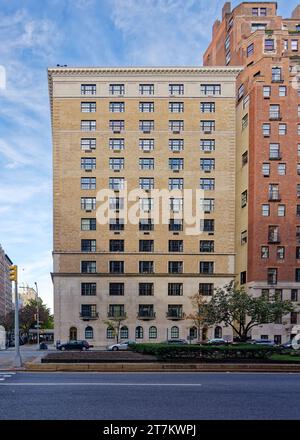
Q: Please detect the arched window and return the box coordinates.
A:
[106,326,114,339]
[170,326,179,339]
[214,326,222,338]
[149,326,157,339]
[120,326,128,340]
[189,327,197,340]
[85,326,93,339]
[69,327,77,341]
[135,326,143,339]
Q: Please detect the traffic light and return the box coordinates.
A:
[9,265,17,282]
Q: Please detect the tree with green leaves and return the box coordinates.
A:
[203,282,294,342]
[104,314,127,343]
[186,293,209,343]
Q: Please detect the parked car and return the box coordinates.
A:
[250,339,276,346]
[206,338,228,345]
[57,340,90,351]
[107,340,136,351]
[161,339,189,345]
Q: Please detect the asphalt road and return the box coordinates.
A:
[0,372,299,420]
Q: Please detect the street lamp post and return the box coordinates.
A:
[9,265,22,368]
[34,282,40,346]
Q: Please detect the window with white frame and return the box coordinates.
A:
[169,178,183,190]
[139,158,154,169]
[81,177,96,190]
[169,198,183,212]
[81,138,96,150]
[109,102,125,112]
[109,84,124,95]
[81,84,96,95]
[81,120,96,131]
[109,157,124,170]
[169,102,184,113]
[139,120,154,132]
[139,102,154,112]
[81,102,96,112]
[139,198,153,211]
[201,84,221,95]
[169,139,184,151]
[109,138,124,151]
[200,198,215,212]
[139,178,154,190]
[81,157,96,170]
[200,139,215,151]
[169,84,184,95]
[109,177,125,190]
[139,139,154,151]
[139,84,154,95]
[262,204,270,216]
[169,158,184,170]
[169,120,184,132]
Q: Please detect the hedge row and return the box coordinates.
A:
[129,343,276,361]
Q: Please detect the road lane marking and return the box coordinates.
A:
[0,382,203,386]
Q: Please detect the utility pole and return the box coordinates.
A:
[34,282,40,346]
[9,265,22,368]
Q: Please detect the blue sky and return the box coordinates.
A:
[0,0,298,311]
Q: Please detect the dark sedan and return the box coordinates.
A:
[57,340,90,351]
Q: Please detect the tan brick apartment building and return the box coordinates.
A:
[48,67,240,345]
[0,244,13,318]
[204,2,300,343]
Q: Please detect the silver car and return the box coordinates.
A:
[107,340,136,351]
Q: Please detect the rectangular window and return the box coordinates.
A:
[109,240,124,252]
[269,143,280,159]
[139,158,154,170]
[139,240,154,252]
[108,304,125,318]
[251,23,266,32]
[200,102,215,113]
[139,219,154,231]
[247,43,254,56]
[81,102,96,112]
[169,120,184,132]
[241,230,247,245]
[139,139,154,151]
[139,84,154,95]
[277,246,285,260]
[81,120,96,131]
[199,283,214,296]
[291,289,298,301]
[263,86,271,98]
[200,139,215,152]
[291,312,298,325]
[109,157,124,171]
[296,269,300,282]
[109,218,124,231]
[109,197,124,210]
[81,218,96,231]
[200,178,215,190]
[297,205,300,217]
[283,39,288,51]
[81,239,96,252]
[109,177,124,190]
[262,123,271,136]
[201,84,221,95]
[168,261,183,274]
[261,246,269,259]
[169,84,184,95]
[278,86,286,97]
[168,283,183,296]
[265,39,275,52]
[81,283,96,296]
[278,163,286,175]
[200,219,214,232]
[200,158,215,171]
[109,120,124,132]
[81,261,96,273]
[169,219,183,231]
[109,84,125,95]
[242,151,248,166]
[81,138,96,151]
[242,114,248,129]
[109,283,124,296]
[139,178,154,190]
[278,124,287,135]
[81,177,96,190]
[139,198,153,211]
[109,102,125,112]
[169,158,184,170]
[81,304,97,318]
[109,138,124,151]
[139,283,154,296]
[298,105,300,117]
[267,268,278,284]
[169,240,183,252]
[199,261,214,274]
[81,84,96,95]
[201,120,215,132]
[139,102,154,112]
[169,139,184,151]
[237,84,244,100]
[240,271,247,285]
[139,261,154,274]
[169,178,183,190]
[241,190,248,207]
[81,157,96,170]
[291,40,299,51]
[278,205,286,217]
[262,204,270,216]
[200,198,215,213]
[139,120,154,132]
[268,225,280,243]
[169,102,184,113]
[109,261,124,274]
[200,240,214,252]
[81,197,96,211]
[169,198,183,212]
[272,67,282,82]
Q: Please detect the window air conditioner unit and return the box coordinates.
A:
[143,130,151,134]
[173,130,180,134]
[114,169,120,172]
[173,169,180,173]
[204,169,211,173]
[113,130,121,134]
[85,169,92,172]
[204,130,212,134]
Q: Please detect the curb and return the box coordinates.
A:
[24,362,300,373]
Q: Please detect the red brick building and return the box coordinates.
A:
[204,2,300,342]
